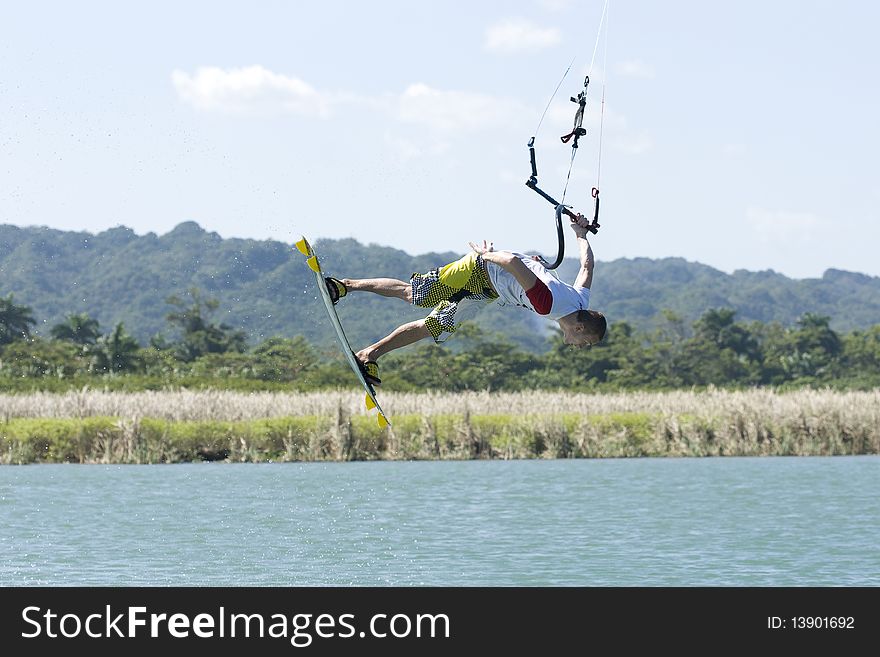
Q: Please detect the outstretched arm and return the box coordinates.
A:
[569,216,595,289]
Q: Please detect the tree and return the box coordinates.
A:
[748,321,790,385]
[782,313,843,381]
[794,313,842,358]
[92,323,141,373]
[682,308,760,385]
[693,308,758,359]
[165,288,247,361]
[0,293,35,345]
[540,321,642,389]
[840,326,880,387]
[640,311,691,388]
[250,336,319,381]
[50,312,101,345]
[0,338,82,378]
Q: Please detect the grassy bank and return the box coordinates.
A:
[1,388,878,463]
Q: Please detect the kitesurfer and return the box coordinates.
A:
[324,213,606,386]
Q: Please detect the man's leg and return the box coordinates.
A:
[342,277,412,302]
[346,254,483,369]
[356,319,431,364]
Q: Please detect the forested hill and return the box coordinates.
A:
[2,221,879,352]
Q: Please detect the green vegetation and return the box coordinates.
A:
[2,285,880,391]
[3,223,880,462]
[3,400,877,464]
[4,223,880,354]
[4,388,878,463]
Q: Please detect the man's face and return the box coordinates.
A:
[561,321,594,347]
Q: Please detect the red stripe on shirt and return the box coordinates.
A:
[526,280,552,315]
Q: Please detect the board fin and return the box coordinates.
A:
[294,237,310,256]
[366,395,389,427]
[306,255,320,273]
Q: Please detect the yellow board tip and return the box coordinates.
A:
[306,255,319,273]
[365,394,376,410]
[294,237,310,256]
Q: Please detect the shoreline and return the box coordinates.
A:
[2,387,879,463]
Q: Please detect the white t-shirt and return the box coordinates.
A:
[486,253,591,321]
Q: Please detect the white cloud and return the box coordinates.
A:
[171,66,331,117]
[396,83,528,132]
[485,19,561,53]
[615,60,655,79]
[172,68,527,136]
[746,207,825,243]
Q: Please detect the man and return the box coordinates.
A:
[324,213,606,385]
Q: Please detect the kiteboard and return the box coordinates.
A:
[294,235,390,428]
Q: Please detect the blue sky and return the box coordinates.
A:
[1,0,877,279]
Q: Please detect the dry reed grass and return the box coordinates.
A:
[1,386,879,423]
[1,387,878,462]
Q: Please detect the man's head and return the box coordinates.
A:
[558,309,607,347]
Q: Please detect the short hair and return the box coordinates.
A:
[578,309,607,344]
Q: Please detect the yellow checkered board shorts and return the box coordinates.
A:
[411,252,498,342]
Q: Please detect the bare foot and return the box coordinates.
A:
[355,348,378,364]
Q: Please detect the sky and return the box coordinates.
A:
[1,0,878,279]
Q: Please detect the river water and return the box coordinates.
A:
[1,457,877,586]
